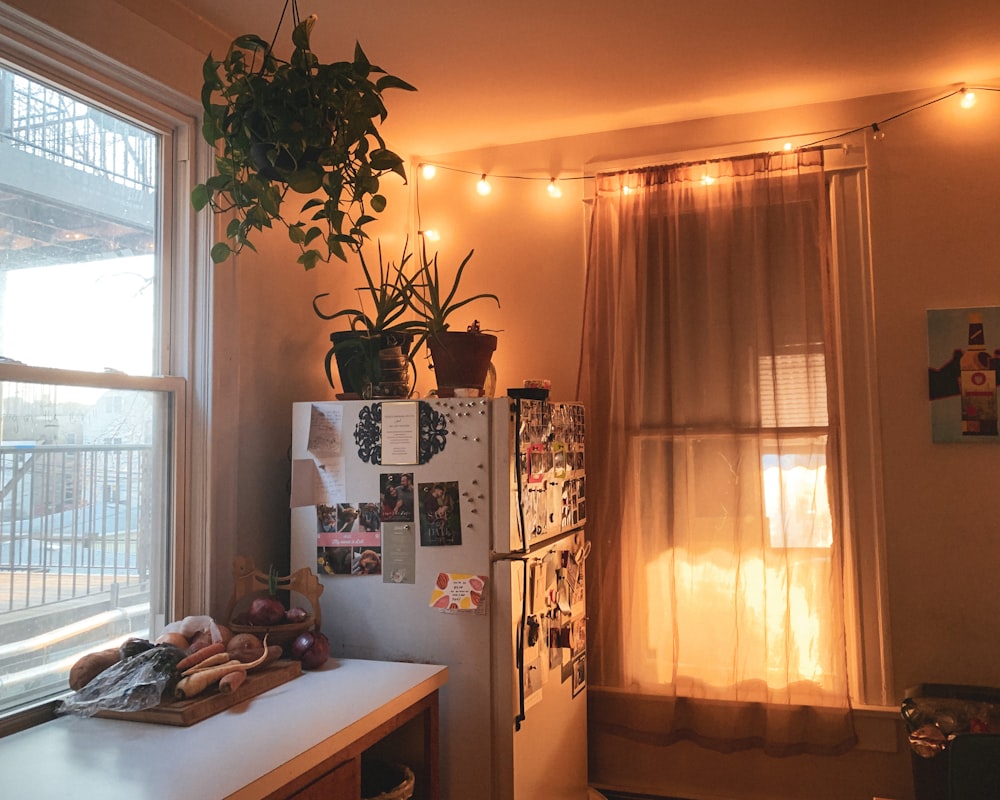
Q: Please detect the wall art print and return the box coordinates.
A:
[927,306,1000,442]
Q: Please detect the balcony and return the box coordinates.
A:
[0,443,153,715]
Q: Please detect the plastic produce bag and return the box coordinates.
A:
[58,645,186,717]
[901,684,1000,758]
[159,614,226,643]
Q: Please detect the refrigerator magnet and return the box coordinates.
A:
[429,573,487,612]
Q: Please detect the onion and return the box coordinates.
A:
[248,596,286,626]
[291,630,330,670]
[285,606,309,623]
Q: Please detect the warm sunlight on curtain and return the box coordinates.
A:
[580,150,856,756]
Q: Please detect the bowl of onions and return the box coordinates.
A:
[225,556,324,648]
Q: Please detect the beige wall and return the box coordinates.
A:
[8,2,1000,797]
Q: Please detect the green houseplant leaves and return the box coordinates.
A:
[192,14,416,269]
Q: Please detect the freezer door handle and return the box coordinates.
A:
[514,558,528,731]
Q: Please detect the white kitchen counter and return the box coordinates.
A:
[0,658,447,800]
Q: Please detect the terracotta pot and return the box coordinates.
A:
[428,331,497,392]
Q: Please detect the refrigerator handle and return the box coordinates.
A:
[514,558,528,732]
[512,398,529,554]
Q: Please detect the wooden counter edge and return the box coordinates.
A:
[227,666,448,800]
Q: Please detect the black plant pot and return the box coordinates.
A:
[327,331,415,398]
[250,141,323,181]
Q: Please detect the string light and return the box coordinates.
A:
[418,228,440,242]
[702,174,716,186]
[413,83,998,198]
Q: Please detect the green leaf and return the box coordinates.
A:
[369,149,404,172]
[211,242,233,263]
[291,17,315,53]
[233,34,269,52]
[286,168,324,194]
[353,42,371,75]
[299,248,321,271]
[375,75,417,93]
[191,184,210,211]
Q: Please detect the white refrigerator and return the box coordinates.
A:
[290,396,589,800]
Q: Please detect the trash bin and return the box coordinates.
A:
[901,684,1000,800]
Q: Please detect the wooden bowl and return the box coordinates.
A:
[225,556,324,649]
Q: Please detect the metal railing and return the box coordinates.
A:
[0,442,154,714]
[1,443,151,614]
[1,67,157,192]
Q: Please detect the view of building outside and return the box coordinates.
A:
[0,64,172,715]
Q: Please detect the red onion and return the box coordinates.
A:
[291,630,330,669]
[248,596,286,626]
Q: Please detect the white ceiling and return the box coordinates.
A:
[170,0,1000,156]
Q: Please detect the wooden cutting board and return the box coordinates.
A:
[95,659,302,726]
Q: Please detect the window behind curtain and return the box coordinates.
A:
[0,62,178,720]
[581,150,856,755]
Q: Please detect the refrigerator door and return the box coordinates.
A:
[492,398,587,556]
[491,529,589,800]
[291,398,496,800]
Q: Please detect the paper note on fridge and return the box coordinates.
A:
[430,573,488,613]
[308,403,343,457]
[289,458,346,507]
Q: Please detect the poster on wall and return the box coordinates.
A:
[927,307,1000,442]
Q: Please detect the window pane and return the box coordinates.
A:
[0,65,157,374]
[0,61,172,718]
[0,379,172,715]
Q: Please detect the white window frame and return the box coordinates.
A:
[0,4,217,732]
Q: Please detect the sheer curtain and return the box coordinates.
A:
[580,150,856,756]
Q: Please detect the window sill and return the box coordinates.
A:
[852,704,903,753]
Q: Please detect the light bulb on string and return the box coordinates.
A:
[961,88,977,109]
[871,122,885,141]
[476,174,491,196]
[421,163,437,179]
[547,179,562,198]
[783,142,794,152]
[419,228,440,243]
[701,174,715,186]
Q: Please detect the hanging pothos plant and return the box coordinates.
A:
[191,6,416,269]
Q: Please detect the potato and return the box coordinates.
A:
[69,648,121,691]
[226,633,265,663]
[155,632,190,649]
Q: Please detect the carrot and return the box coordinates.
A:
[262,645,283,666]
[181,653,234,675]
[218,670,247,694]
[173,636,270,699]
[175,642,226,673]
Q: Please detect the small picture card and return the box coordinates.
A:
[429,572,487,612]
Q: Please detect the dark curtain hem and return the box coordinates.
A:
[589,686,858,758]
